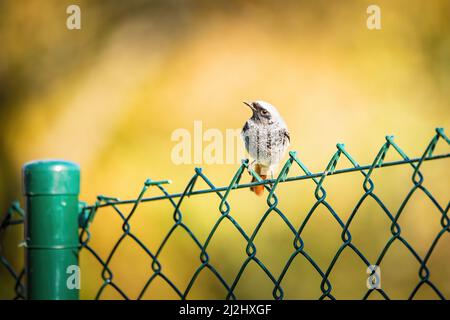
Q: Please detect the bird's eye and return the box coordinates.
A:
[261,110,269,116]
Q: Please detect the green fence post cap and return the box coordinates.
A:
[23,160,80,196]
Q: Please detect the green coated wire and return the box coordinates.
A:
[1,128,449,300]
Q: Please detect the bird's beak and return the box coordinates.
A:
[243,101,255,111]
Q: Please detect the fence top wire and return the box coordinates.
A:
[84,127,449,209]
[1,127,449,300]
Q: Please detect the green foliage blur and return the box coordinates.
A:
[0,0,449,299]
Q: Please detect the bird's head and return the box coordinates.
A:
[243,100,284,125]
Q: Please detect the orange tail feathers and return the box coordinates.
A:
[250,164,267,196]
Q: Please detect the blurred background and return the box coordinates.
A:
[0,0,449,299]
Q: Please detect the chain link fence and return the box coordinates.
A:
[1,128,449,299]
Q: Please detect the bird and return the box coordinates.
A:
[241,100,290,196]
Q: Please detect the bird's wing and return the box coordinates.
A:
[242,121,249,134]
[283,128,290,145]
[241,121,250,151]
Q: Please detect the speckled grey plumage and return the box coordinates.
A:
[241,101,290,176]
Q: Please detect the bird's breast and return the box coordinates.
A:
[241,122,289,166]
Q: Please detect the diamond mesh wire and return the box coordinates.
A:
[0,201,26,300]
[1,128,449,299]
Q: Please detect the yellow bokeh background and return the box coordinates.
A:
[0,0,449,299]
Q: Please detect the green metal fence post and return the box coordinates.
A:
[23,160,80,300]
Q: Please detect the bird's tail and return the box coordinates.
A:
[250,164,267,196]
